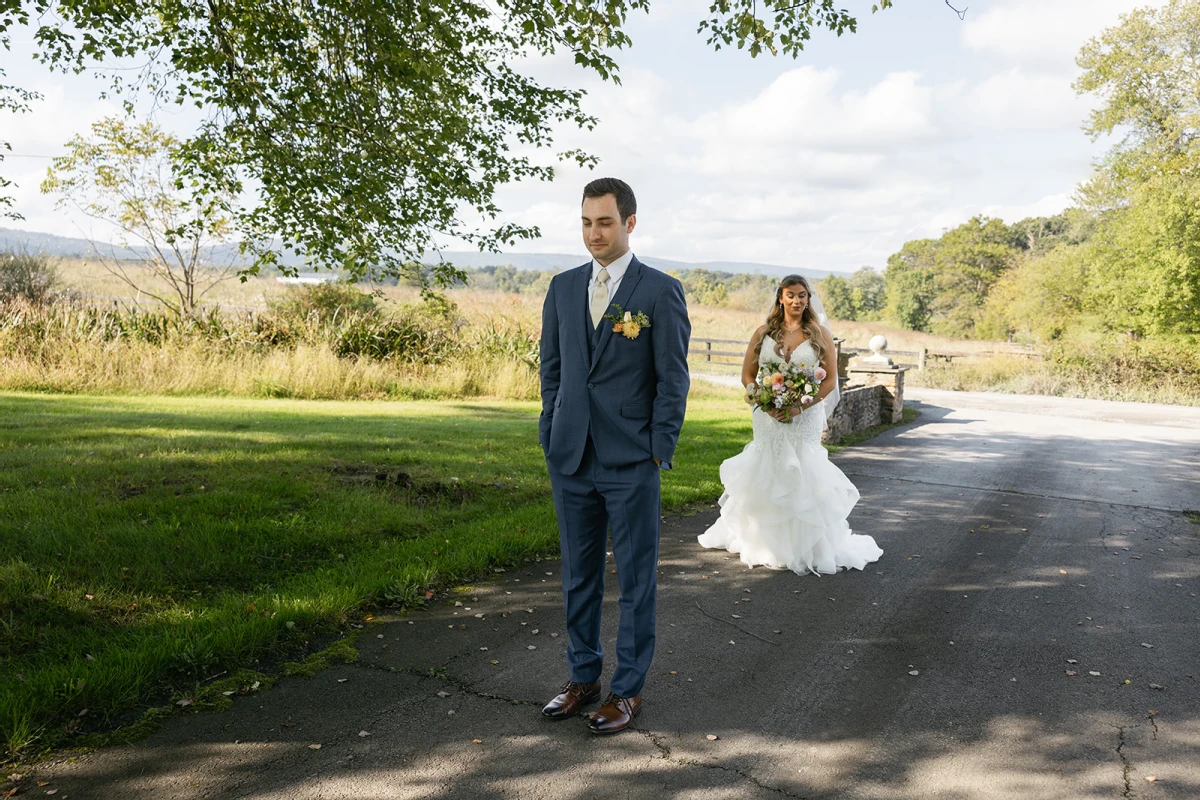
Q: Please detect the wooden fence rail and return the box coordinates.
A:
[689,337,1039,370]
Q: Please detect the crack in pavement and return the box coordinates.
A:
[352,660,542,707]
[633,728,810,799]
[840,473,1186,513]
[1115,725,1133,799]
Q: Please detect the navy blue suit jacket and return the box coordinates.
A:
[539,256,691,475]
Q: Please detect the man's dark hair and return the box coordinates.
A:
[582,178,637,222]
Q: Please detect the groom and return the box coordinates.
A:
[538,178,691,734]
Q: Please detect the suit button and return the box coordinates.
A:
[587,383,595,389]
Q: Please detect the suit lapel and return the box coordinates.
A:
[574,262,592,364]
[590,256,645,372]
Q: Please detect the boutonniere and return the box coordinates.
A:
[604,304,651,339]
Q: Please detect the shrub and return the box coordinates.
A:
[333,310,457,363]
[0,249,58,304]
[269,281,378,323]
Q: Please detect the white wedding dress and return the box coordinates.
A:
[697,335,883,575]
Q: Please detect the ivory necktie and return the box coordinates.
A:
[590,267,611,328]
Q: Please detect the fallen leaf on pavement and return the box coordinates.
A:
[472,739,483,744]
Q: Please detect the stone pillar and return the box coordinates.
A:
[846,366,909,424]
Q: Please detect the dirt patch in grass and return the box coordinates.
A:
[329,462,475,507]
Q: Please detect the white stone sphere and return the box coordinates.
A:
[869,334,888,354]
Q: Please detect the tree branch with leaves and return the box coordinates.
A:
[4,0,909,285]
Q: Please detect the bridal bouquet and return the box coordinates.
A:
[747,362,826,422]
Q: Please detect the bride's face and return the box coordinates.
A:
[779,285,809,320]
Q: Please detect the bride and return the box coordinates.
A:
[697,274,883,575]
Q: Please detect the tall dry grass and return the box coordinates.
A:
[0,340,540,400]
[908,347,1200,407]
[0,298,540,401]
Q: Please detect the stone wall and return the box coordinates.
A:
[821,367,908,445]
[823,385,887,444]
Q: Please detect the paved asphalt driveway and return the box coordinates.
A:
[28,389,1200,799]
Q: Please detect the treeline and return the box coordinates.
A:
[461,263,888,320]
[883,211,1097,341]
[889,1,1199,346]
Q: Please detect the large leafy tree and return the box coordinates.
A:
[1074,0,1200,337]
[819,267,886,321]
[884,238,939,333]
[0,0,897,284]
[884,217,1018,337]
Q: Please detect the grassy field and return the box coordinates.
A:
[50,257,1018,353]
[0,383,792,762]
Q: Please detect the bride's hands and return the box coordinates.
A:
[766,405,800,422]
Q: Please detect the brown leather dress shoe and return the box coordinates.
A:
[541,681,602,720]
[587,692,642,735]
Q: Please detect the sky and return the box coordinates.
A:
[0,0,1166,273]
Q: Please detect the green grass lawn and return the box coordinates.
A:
[0,388,760,760]
[0,386,916,761]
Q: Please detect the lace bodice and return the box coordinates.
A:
[759,334,817,370]
[754,334,823,443]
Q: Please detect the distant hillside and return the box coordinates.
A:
[0,227,854,279]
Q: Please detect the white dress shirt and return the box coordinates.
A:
[588,250,634,310]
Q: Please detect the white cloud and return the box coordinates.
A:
[959,68,1087,133]
[695,67,938,153]
[961,0,1169,73]
[980,191,1075,223]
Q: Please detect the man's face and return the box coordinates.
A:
[582,193,636,265]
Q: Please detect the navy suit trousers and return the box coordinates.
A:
[548,436,661,698]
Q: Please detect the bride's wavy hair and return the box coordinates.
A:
[757,274,824,364]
